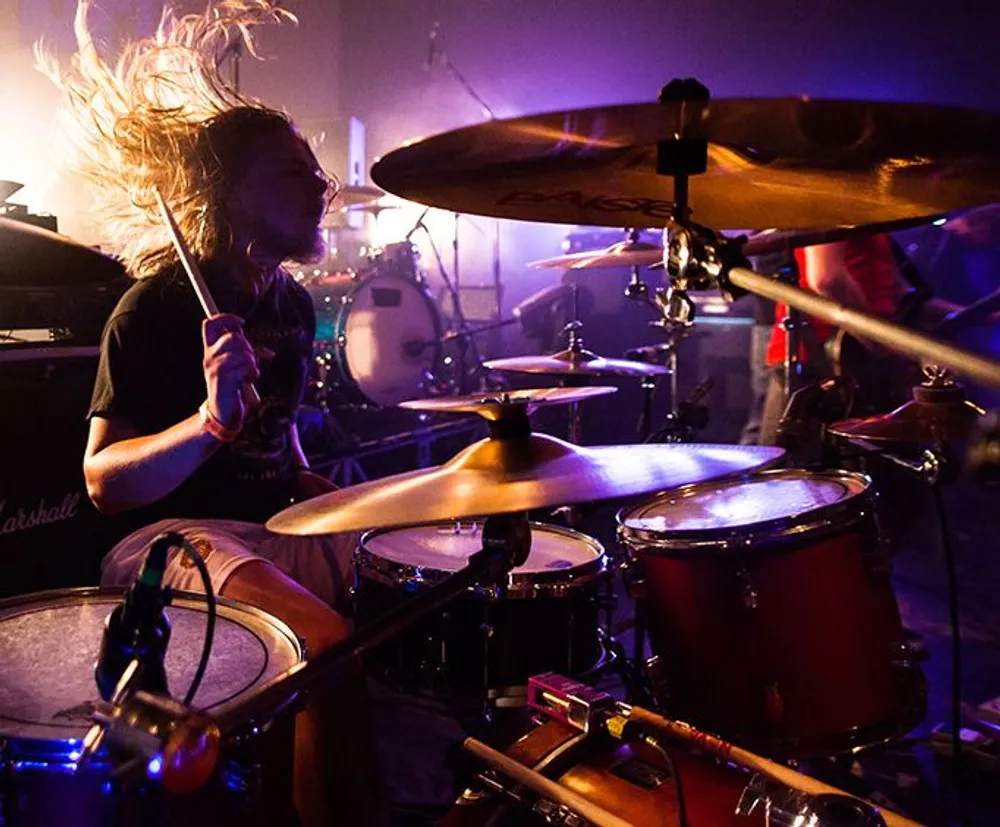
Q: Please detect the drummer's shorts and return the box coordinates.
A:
[100,518,357,614]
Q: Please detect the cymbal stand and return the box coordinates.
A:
[560,316,588,444]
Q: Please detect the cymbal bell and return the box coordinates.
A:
[0,217,126,287]
[266,436,784,535]
[485,348,671,379]
[528,240,664,270]
[371,98,1000,229]
[399,386,617,419]
[828,381,986,444]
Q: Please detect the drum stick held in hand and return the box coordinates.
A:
[152,187,261,410]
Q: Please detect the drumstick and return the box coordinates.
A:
[152,187,261,409]
[462,737,633,827]
[624,705,924,827]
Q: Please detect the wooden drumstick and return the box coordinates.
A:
[624,705,924,827]
[152,187,261,409]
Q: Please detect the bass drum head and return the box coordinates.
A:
[0,588,302,748]
[336,274,442,407]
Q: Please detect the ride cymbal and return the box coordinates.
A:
[485,349,671,379]
[399,386,617,419]
[266,438,784,535]
[371,98,1000,229]
[0,217,126,287]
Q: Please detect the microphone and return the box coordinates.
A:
[94,532,184,701]
[424,22,440,70]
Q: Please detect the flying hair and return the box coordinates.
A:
[36,1,301,278]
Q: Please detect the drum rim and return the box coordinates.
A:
[332,272,443,407]
[356,520,608,597]
[0,586,303,759]
[616,468,874,553]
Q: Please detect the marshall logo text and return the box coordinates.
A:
[0,493,81,536]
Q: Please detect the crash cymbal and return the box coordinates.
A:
[528,240,663,270]
[829,381,986,444]
[485,348,671,379]
[0,217,126,287]
[371,98,1000,229]
[267,437,784,535]
[336,185,386,207]
[399,386,617,419]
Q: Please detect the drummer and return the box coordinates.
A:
[41,3,386,825]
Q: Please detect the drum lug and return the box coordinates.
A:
[737,565,758,609]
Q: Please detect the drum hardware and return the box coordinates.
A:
[265,388,784,536]
[736,775,888,827]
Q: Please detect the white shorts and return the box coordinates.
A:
[100,518,358,614]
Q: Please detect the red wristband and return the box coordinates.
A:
[199,401,240,443]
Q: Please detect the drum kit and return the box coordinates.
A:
[6,87,1000,826]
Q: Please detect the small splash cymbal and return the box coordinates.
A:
[485,348,671,379]
[528,240,663,270]
[829,382,985,444]
[399,386,617,419]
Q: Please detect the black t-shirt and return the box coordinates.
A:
[89,264,315,542]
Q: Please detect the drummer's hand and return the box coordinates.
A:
[203,313,259,428]
[291,469,339,501]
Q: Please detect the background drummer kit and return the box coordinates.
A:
[5,86,1000,826]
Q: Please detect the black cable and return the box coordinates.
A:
[179,539,216,707]
[931,482,967,825]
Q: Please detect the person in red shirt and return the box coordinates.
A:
[758,235,899,445]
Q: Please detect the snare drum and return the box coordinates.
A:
[618,469,922,756]
[313,270,442,407]
[441,719,763,827]
[0,588,302,827]
[354,522,609,704]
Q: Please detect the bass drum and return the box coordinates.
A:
[314,271,443,407]
[0,587,302,827]
[441,719,764,827]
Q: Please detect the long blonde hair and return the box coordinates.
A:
[36,1,300,279]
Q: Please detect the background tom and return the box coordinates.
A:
[618,469,925,757]
[0,588,302,827]
[310,258,442,408]
[354,522,610,706]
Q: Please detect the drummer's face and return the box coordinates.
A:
[227,123,330,263]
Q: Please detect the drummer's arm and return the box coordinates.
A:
[84,414,222,514]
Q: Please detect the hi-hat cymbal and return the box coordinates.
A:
[267,437,784,535]
[399,386,617,419]
[829,382,985,444]
[0,217,126,287]
[485,348,671,379]
[371,98,1000,229]
[336,185,386,207]
[528,240,663,270]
